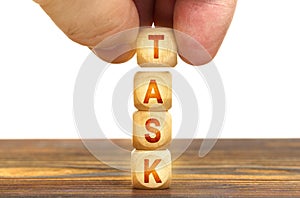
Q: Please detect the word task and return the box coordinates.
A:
[132,27,177,189]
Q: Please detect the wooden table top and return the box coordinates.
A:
[0,139,299,197]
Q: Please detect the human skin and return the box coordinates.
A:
[33,0,237,65]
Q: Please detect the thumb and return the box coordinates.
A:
[34,0,139,63]
[174,0,237,65]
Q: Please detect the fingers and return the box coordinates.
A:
[34,0,139,63]
[174,0,237,65]
[154,0,176,28]
[34,0,236,64]
[133,0,155,26]
[133,0,176,28]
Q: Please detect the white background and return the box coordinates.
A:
[0,0,300,139]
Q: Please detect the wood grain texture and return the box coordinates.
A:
[137,27,177,67]
[134,71,172,111]
[131,149,171,189]
[133,111,172,150]
[0,139,299,197]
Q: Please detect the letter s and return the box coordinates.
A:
[145,118,161,143]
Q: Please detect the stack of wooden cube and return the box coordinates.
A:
[132,28,177,189]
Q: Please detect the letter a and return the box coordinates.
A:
[144,159,162,183]
[143,80,163,104]
[145,118,161,143]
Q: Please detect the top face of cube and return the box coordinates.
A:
[137,28,177,67]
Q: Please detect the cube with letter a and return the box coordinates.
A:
[137,27,177,67]
[131,149,171,189]
[134,71,172,111]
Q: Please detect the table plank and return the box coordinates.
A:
[0,139,299,197]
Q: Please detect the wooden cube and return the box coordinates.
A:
[134,72,172,111]
[131,149,171,189]
[137,27,177,67]
[133,111,172,150]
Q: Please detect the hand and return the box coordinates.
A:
[34,0,237,65]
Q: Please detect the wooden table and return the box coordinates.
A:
[0,139,299,197]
